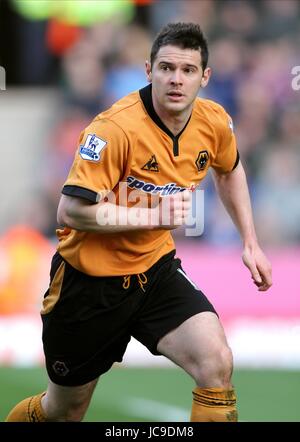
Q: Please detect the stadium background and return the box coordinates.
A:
[0,0,299,421]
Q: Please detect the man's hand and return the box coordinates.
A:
[153,190,192,230]
[242,244,272,292]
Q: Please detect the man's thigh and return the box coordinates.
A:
[132,259,218,356]
[157,311,228,366]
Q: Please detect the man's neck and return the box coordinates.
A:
[152,96,193,136]
[158,111,191,136]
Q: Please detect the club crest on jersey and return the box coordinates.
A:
[79,134,107,161]
[195,150,209,171]
[142,155,159,172]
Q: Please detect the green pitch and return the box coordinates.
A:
[0,366,299,422]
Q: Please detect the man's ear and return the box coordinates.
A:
[200,67,211,88]
[145,60,152,83]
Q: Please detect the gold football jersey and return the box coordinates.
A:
[57,85,238,276]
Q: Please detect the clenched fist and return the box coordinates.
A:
[151,190,192,230]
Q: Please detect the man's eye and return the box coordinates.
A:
[161,65,169,71]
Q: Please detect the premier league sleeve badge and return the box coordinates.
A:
[79,134,107,162]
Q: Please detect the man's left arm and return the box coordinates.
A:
[212,161,272,292]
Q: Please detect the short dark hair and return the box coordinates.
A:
[150,22,209,71]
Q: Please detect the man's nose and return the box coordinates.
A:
[170,69,183,85]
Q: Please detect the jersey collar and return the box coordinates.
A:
[139,84,191,157]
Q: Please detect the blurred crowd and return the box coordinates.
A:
[4,0,300,247]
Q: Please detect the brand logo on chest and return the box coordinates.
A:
[141,155,159,172]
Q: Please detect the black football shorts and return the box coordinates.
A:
[41,250,217,386]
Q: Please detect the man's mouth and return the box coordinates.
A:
[167,91,183,97]
[167,91,184,102]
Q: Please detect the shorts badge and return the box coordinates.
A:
[52,360,69,376]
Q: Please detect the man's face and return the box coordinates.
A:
[146,44,210,116]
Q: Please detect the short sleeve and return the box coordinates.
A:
[62,119,129,203]
[211,112,239,174]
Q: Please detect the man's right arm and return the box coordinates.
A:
[57,191,192,233]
